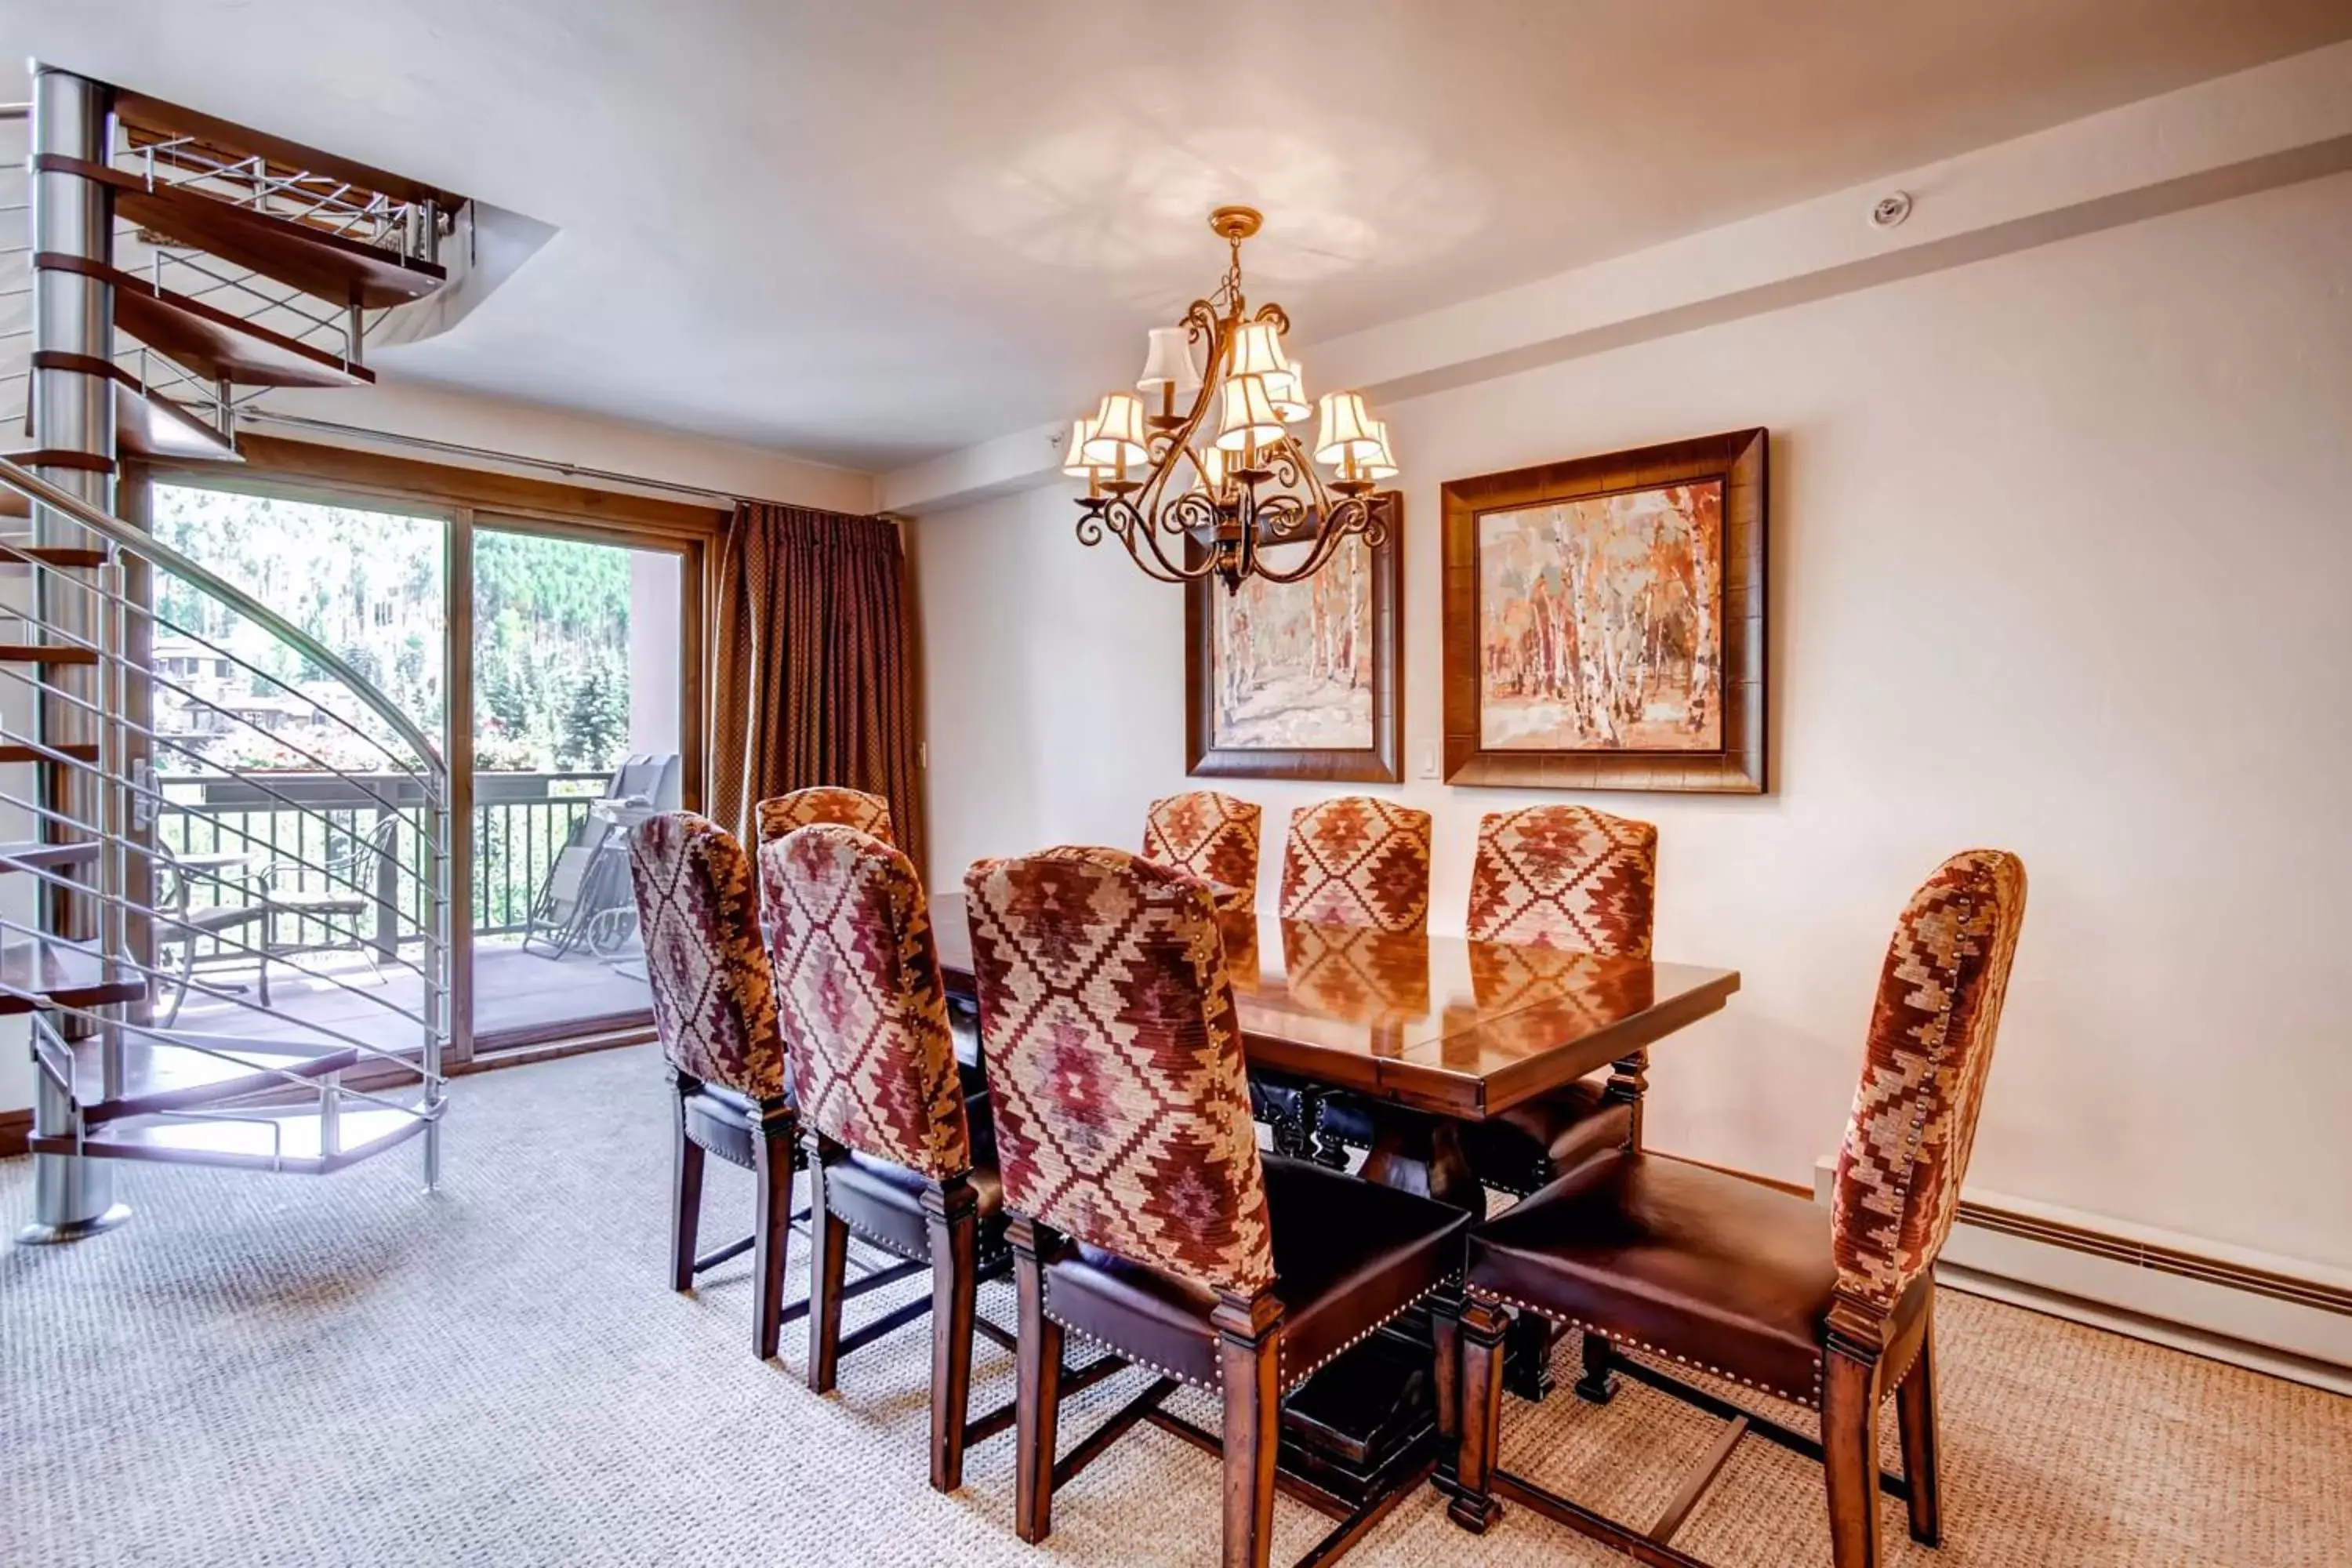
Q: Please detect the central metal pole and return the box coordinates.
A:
[20,63,130,1244]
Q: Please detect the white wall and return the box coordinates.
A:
[257,379,876,517]
[913,172,2352,1276]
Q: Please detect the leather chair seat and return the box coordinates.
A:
[683,1082,768,1170]
[1043,1156,1470,1394]
[1467,1151,1929,1406]
[1457,1076,1632,1195]
[821,1095,1008,1265]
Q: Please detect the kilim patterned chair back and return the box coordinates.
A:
[1140,789,1262,911]
[1277,795,1433,935]
[761,823,971,1178]
[1830,849,2027,1323]
[1465,804,1657,955]
[756,786,896,848]
[626,811,786,1102]
[964,845,1274,1295]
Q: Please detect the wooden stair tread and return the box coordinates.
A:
[30,1102,426,1174]
[70,1035,366,1125]
[114,90,464,215]
[0,937,145,1014]
[0,740,100,764]
[0,535,113,570]
[0,644,99,665]
[0,490,26,520]
[0,840,100,873]
[35,255,372,390]
[24,353,240,465]
[37,155,445,310]
[114,379,241,464]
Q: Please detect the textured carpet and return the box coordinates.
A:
[3,1044,2346,1566]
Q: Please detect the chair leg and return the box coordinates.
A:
[163,936,194,1027]
[1504,1308,1557,1401]
[1447,1298,1508,1534]
[1895,1312,1943,1548]
[804,1137,848,1392]
[751,1108,794,1362]
[1212,1291,1283,1568]
[669,1079,704,1294]
[1573,1330,1617,1404]
[1823,1343,1886,1568]
[1012,1216,1065,1545]
[924,1174,980,1494]
[1430,1285,1465,1455]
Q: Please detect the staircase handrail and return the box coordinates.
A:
[0,455,446,781]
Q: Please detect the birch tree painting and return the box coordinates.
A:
[1476,480,1723,750]
[1210,533,1374,750]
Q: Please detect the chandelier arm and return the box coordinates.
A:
[1243,496,1380,585]
[1110,493,1223,583]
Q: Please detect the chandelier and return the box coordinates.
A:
[1062,206,1397,592]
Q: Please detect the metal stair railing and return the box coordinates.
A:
[0,453,451,1187]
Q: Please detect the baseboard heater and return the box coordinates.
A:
[1809,1158,2352,1397]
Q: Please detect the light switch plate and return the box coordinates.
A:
[1418,741,1440,779]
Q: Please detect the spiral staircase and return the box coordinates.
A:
[2,65,461,1242]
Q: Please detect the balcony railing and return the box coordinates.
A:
[159,768,613,964]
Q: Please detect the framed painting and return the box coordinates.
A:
[1185,492,1402,782]
[1441,428,1766,793]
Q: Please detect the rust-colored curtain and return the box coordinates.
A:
[707,501,923,868]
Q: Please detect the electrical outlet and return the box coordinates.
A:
[1418,741,1439,779]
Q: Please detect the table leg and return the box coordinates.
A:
[1356,1105,1481,1211]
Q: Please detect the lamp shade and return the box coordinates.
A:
[1082,392,1151,466]
[1265,361,1309,423]
[1189,444,1229,492]
[1313,390,1378,465]
[1358,419,1399,479]
[1060,416,1106,478]
[1227,320,1290,379]
[1137,327,1202,394]
[1214,373,1286,452]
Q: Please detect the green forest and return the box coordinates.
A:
[149,484,636,775]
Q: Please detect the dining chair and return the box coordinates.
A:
[755,785,895,846]
[625,810,798,1359]
[1456,804,1656,1197]
[761,820,1007,1493]
[1449,849,2027,1568]
[964,845,1471,1568]
[1272,795,1432,1165]
[1142,789,1262,913]
[754,785,989,1078]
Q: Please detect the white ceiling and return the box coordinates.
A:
[13,1,2352,471]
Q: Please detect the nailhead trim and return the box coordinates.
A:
[1038,1274,1466,1396]
[1040,1288,1222,1392]
[1278,1273,1461,1395]
[819,1193,1010,1273]
[1465,1282,1824,1407]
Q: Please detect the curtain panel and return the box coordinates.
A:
[707,501,924,868]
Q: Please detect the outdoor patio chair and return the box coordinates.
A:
[154,814,404,1026]
[520,753,680,960]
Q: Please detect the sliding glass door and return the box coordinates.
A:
[466,521,688,1049]
[143,463,708,1065]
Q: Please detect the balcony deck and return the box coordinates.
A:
[168,935,652,1054]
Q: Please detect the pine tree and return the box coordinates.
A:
[557,663,628,771]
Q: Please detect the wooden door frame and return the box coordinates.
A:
[130,436,722,1066]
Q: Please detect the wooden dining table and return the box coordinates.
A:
[927,891,1741,1508]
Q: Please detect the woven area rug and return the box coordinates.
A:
[4,1044,2346,1566]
